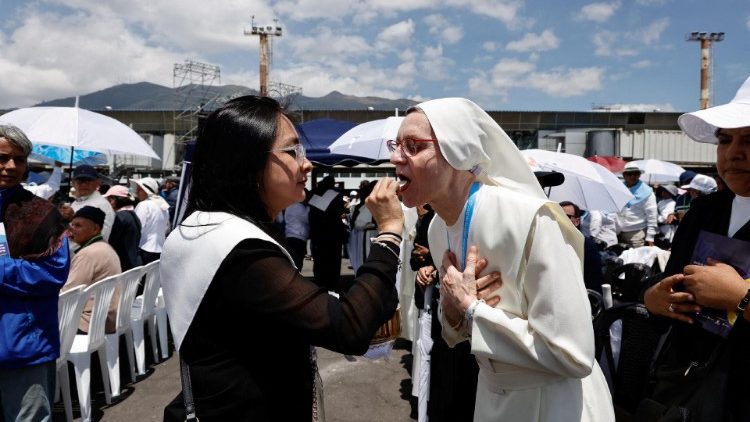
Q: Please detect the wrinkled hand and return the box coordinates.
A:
[366,177,404,235]
[644,273,699,324]
[416,265,436,287]
[439,245,503,327]
[666,213,678,225]
[682,259,748,312]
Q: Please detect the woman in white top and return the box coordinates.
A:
[389,97,614,421]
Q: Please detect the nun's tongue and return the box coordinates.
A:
[397,175,410,191]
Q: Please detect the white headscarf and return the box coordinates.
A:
[413,98,546,200]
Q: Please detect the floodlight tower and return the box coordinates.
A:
[686,31,724,109]
[244,16,282,97]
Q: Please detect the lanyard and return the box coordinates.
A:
[446,182,481,270]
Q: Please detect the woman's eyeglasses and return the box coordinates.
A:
[385,138,437,156]
[270,143,306,165]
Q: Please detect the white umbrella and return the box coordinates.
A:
[522,149,634,212]
[627,159,685,184]
[0,106,160,159]
[328,116,403,161]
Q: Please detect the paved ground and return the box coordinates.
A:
[53,258,417,421]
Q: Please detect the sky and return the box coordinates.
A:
[1,0,749,112]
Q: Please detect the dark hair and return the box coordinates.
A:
[558,201,581,217]
[186,95,288,224]
[110,195,136,210]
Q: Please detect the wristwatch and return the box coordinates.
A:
[737,288,750,316]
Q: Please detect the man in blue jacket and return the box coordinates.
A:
[0,124,70,421]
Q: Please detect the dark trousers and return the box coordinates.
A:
[139,249,161,265]
[311,240,343,292]
[428,291,478,422]
[284,237,307,271]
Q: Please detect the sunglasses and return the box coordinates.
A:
[270,143,306,165]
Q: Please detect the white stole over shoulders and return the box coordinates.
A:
[160,211,294,351]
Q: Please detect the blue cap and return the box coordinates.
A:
[73,165,99,180]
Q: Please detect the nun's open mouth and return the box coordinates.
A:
[397,175,411,192]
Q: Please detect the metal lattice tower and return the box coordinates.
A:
[172,59,221,144]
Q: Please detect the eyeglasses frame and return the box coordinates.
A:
[386,138,437,156]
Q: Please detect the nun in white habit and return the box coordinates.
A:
[390,98,614,421]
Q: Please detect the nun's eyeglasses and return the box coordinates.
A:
[386,138,437,156]
[270,144,306,165]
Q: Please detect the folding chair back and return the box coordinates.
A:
[58,285,85,364]
[593,303,663,414]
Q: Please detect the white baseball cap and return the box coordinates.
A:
[680,174,717,194]
[678,76,750,144]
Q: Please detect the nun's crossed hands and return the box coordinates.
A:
[440,245,503,328]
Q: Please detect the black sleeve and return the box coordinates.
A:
[663,195,709,276]
[215,238,400,355]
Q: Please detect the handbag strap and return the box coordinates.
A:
[180,355,199,422]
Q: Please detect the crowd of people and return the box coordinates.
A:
[0,134,180,420]
[1,75,749,422]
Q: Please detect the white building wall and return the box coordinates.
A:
[619,130,716,164]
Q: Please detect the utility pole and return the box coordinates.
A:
[244,17,282,97]
[686,31,724,109]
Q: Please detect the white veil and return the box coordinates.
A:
[413,97,546,200]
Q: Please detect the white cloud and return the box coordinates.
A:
[593,31,638,57]
[576,1,621,23]
[635,0,667,5]
[375,19,415,51]
[526,67,604,97]
[482,41,497,52]
[275,0,435,23]
[506,30,559,52]
[631,59,652,69]
[747,16,750,30]
[54,0,272,52]
[424,14,464,45]
[420,44,454,81]
[443,0,524,27]
[288,27,372,63]
[630,18,669,44]
[275,61,412,99]
[0,8,185,108]
[469,59,604,101]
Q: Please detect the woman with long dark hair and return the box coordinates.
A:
[160,96,403,421]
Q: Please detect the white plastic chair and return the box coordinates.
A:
[56,285,86,422]
[104,266,146,397]
[66,274,119,422]
[131,260,162,375]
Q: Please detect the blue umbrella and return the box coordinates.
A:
[296,119,377,166]
[30,144,108,166]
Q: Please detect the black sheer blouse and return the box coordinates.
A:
[179,238,399,421]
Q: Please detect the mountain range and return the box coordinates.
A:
[35,82,418,111]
